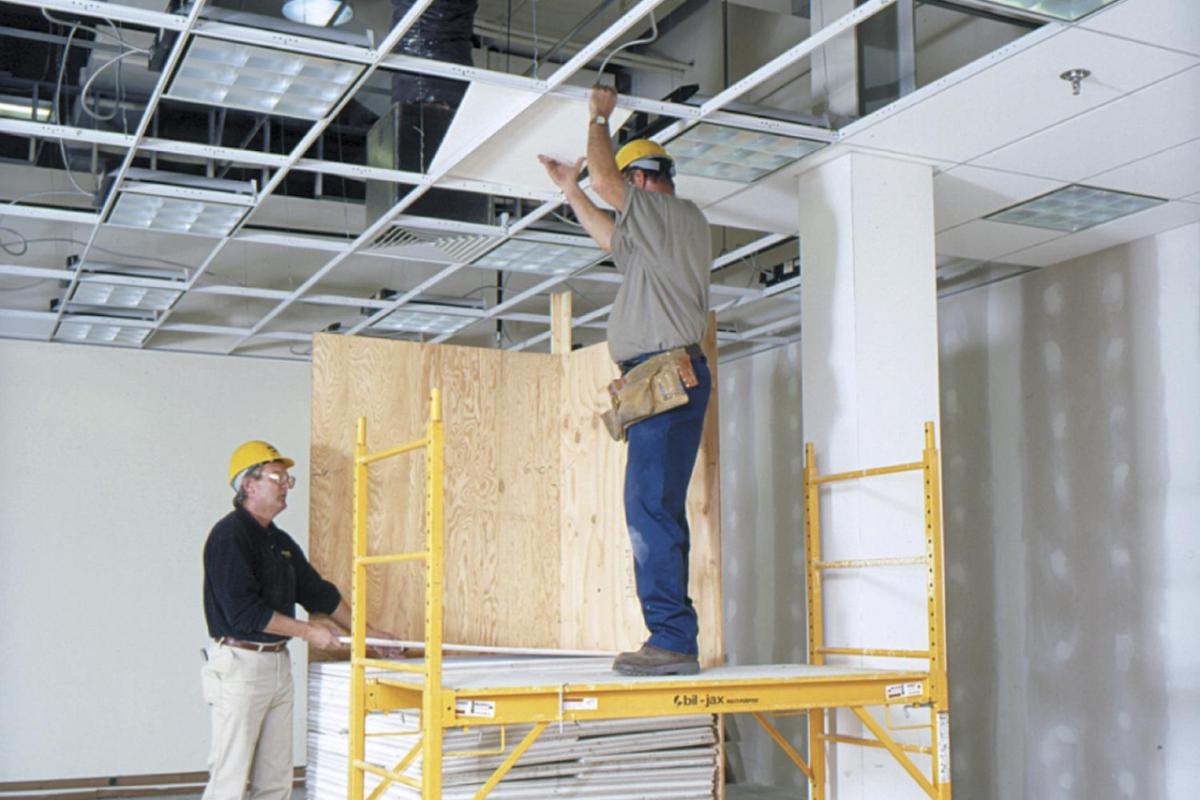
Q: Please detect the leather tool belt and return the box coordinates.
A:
[601,346,700,442]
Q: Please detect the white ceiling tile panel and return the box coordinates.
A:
[935,218,1064,262]
[1080,0,1200,56]
[702,173,803,234]
[1086,136,1200,200]
[998,200,1200,266]
[972,65,1200,180]
[844,28,1197,165]
[933,165,1063,231]
[441,86,633,195]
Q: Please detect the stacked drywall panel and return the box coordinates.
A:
[307,661,720,799]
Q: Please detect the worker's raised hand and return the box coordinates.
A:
[304,622,342,651]
[589,83,617,119]
[538,155,585,191]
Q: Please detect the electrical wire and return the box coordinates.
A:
[597,11,658,78]
[79,48,150,123]
[47,17,92,197]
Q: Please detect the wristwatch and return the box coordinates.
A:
[592,114,608,126]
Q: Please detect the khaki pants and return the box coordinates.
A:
[201,644,294,800]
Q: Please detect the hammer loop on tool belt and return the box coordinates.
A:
[601,346,700,442]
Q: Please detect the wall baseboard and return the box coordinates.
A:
[0,768,305,800]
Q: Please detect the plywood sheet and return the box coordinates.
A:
[558,323,724,667]
[311,329,721,659]
[310,334,561,647]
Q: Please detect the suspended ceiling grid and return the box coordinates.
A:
[1,0,860,361]
[0,0,1197,362]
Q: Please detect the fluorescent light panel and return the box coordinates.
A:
[970,0,1120,21]
[473,239,604,276]
[282,0,353,26]
[986,184,1166,233]
[71,280,182,312]
[167,38,362,120]
[0,95,51,121]
[107,192,250,236]
[373,309,469,334]
[668,124,824,183]
[56,321,150,346]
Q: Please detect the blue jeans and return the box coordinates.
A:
[623,353,711,656]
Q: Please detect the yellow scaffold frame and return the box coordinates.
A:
[346,394,951,800]
[802,421,952,799]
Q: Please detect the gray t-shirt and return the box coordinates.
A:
[607,185,711,363]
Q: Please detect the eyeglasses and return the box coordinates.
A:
[259,472,296,489]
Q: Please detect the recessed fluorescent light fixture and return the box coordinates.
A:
[667,124,825,183]
[985,184,1166,233]
[55,321,151,346]
[473,237,604,276]
[969,0,1120,21]
[372,309,469,335]
[70,278,183,312]
[101,168,256,237]
[166,38,362,120]
[0,94,52,122]
[282,0,353,27]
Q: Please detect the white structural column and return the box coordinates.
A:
[799,152,941,799]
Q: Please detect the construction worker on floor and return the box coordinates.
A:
[201,441,399,800]
[539,84,712,676]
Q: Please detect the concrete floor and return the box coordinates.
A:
[148,785,799,799]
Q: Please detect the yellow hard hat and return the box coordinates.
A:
[229,440,294,488]
[615,139,675,176]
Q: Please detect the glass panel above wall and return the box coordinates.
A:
[966,0,1122,22]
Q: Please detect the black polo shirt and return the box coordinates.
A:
[203,505,341,643]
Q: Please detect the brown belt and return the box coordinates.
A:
[217,637,287,653]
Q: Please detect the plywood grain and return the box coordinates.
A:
[311,329,721,660]
[558,322,724,667]
[310,335,561,647]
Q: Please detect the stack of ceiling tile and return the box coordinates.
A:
[308,660,719,799]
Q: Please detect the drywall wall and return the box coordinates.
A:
[0,341,312,780]
[939,221,1200,799]
[718,341,808,792]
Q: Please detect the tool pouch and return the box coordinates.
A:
[600,347,700,442]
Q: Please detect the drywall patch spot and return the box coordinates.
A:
[1111,547,1131,567]
[1049,549,1068,578]
[1054,474,1070,509]
[1043,283,1065,315]
[1113,462,1130,493]
[1044,341,1063,373]
[1102,272,1125,312]
[1054,725,1077,744]
[944,388,959,416]
[1054,639,1074,661]
[1106,337,1126,365]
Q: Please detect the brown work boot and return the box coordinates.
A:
[612,644,700,676]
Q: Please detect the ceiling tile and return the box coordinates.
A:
[1080,0,1200,56]
[1087,137,1200,200]
[844,27,1197,164]
[703,173,800,234]
[676,174,750,207]
[936,219,1064,262]
[999,200,1200,266]
[972,65,1200,180]
[442,86,634,196]
[1183,192,1200,204]
[933,165,1063,232]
